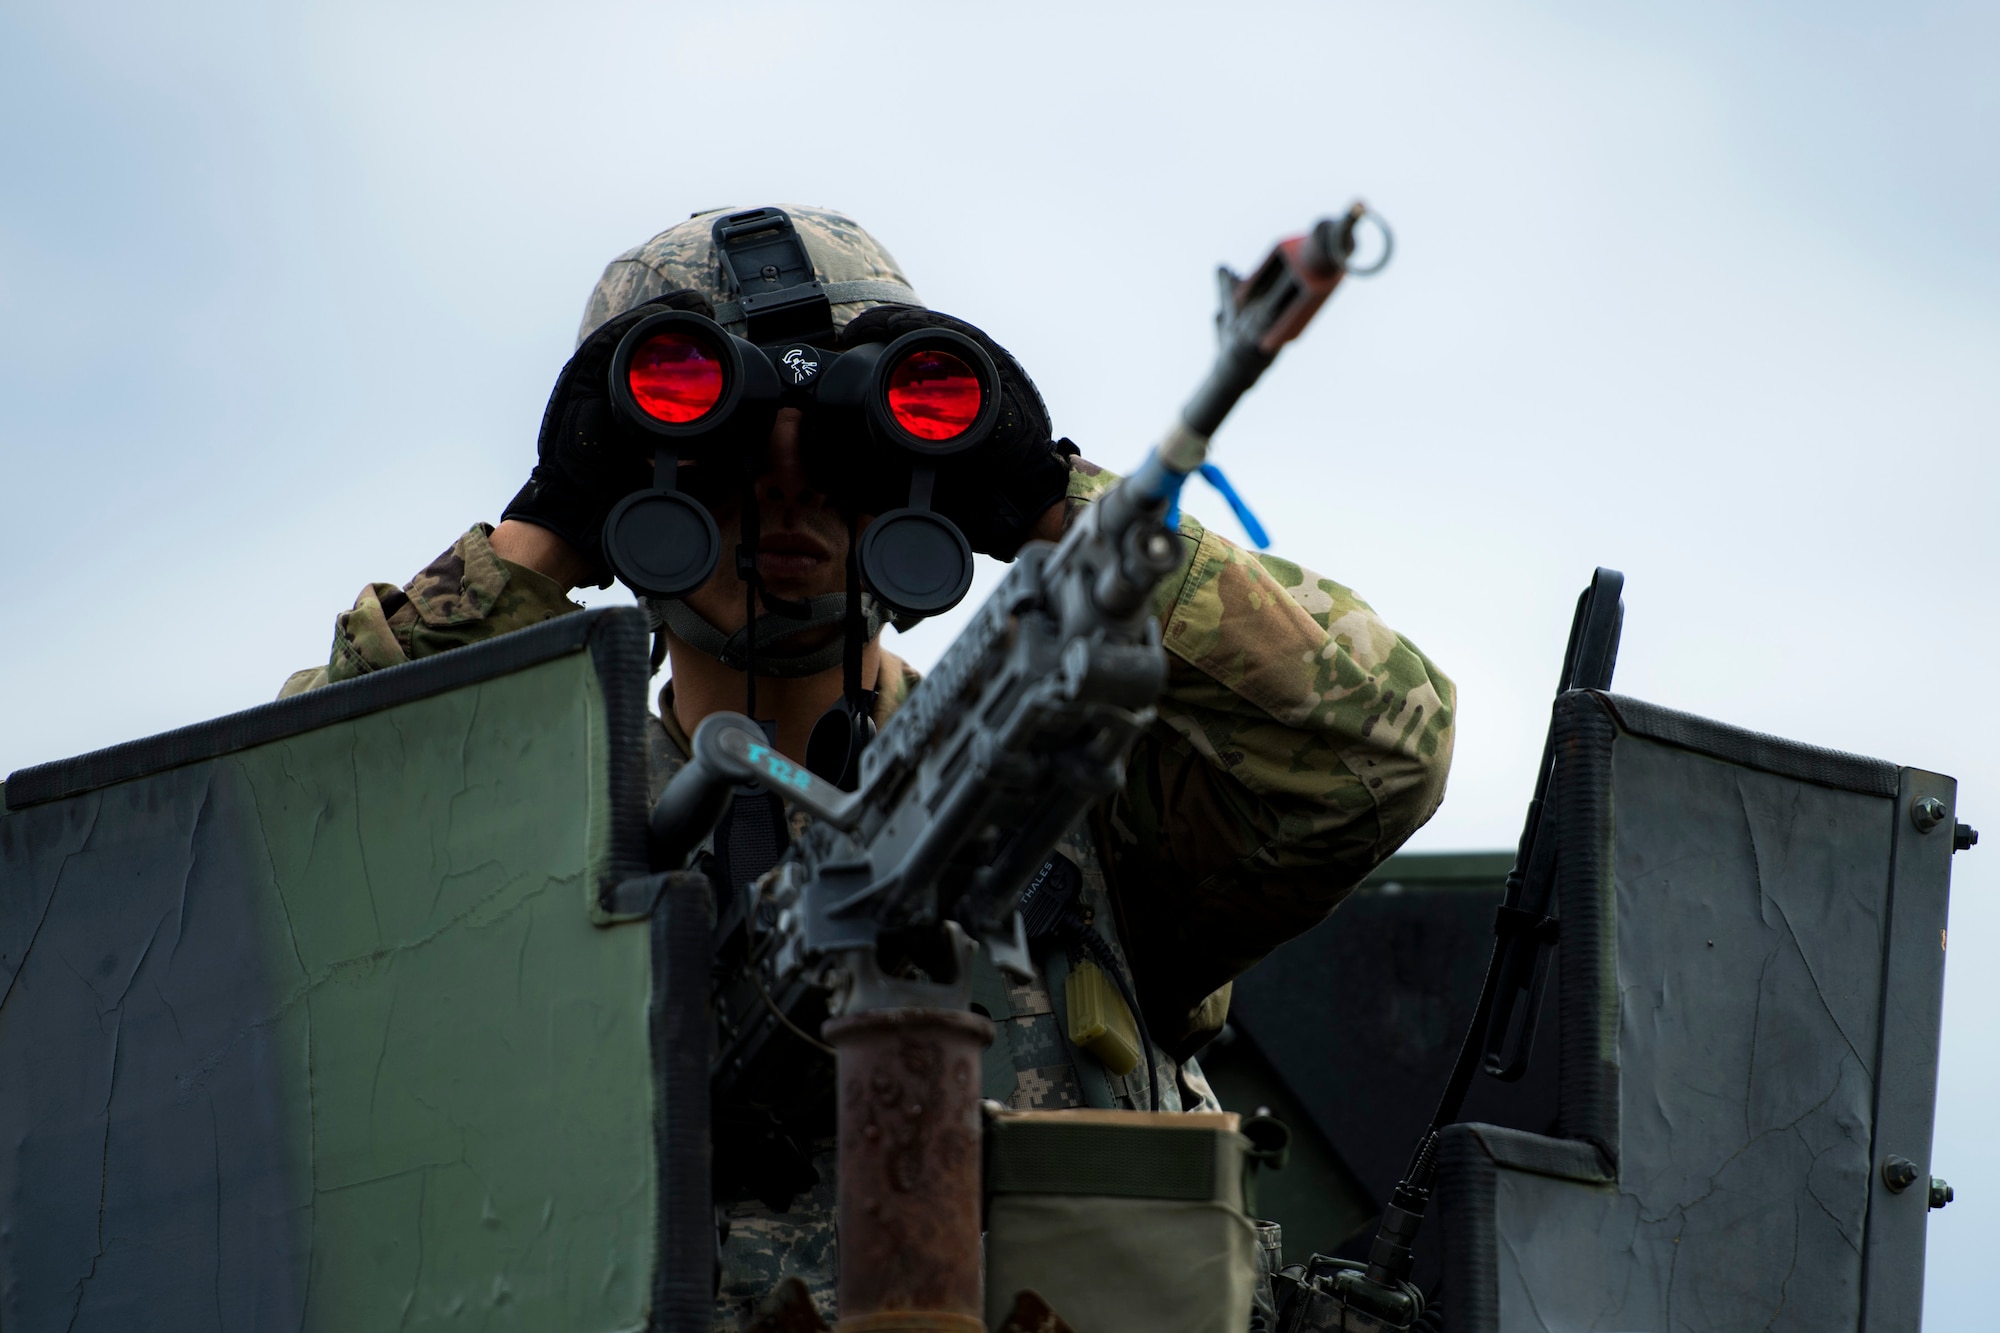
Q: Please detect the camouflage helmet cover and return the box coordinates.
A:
[576,204,922,347]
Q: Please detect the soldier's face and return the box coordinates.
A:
[678,406,858,635]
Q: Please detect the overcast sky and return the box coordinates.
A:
[3,0,1996,1321]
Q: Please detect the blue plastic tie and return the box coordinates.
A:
[1196,462,1270,549]
[1162,467,1189,534]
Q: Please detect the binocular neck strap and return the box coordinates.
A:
[648,595,889,679]
[844,512,868,710]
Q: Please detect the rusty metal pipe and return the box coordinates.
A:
[822,1006,994,1333]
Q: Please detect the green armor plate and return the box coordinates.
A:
[1,609,663,1331]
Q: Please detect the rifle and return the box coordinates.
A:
[648,204,1391,1328]
[1273,570,1625,1332]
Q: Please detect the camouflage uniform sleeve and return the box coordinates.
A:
[278,524,583,697]
[1065,461,1457,1052]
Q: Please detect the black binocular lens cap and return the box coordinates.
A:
[602,489,722,599]
[806,697,876,790]
[858,508,974,618]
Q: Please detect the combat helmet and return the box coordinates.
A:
[577,204,922,347]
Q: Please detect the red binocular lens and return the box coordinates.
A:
[626,329,727,425]
[885,347,984,442]
[607,310,761,445]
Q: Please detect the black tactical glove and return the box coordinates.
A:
[502,290,717,586]
[816,305,1076,559]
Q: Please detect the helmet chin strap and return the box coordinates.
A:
[643,593,898,679]
[647,497,914,789]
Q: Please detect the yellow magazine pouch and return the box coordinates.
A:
[1065,958,1143,1075]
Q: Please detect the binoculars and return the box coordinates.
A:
[597,210,1001,618]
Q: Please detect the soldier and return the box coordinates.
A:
[283,205,1456,1328]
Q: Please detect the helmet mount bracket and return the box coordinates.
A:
[713,208,837,347]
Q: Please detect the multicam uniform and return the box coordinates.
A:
[285,458,1454,1325]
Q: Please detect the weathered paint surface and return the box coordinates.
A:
[0,651,656,1331]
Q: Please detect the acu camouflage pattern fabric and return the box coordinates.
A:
[716,1143,840,1327]
[575,204,921,347]
[289,460,1456,1330]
